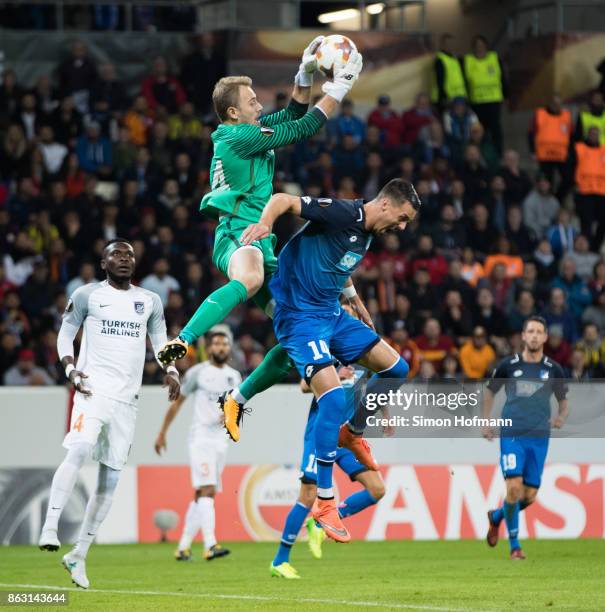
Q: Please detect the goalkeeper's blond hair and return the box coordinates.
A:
[213,76,253,122]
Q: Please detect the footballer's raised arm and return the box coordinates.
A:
[240,194,302,245]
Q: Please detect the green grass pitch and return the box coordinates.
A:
[1,540,604,611]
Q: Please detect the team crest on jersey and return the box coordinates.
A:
[134,301,145,315]
[539,369,550,380]
[336,250,362,272]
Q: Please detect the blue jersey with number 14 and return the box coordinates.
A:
[269,197,372,314]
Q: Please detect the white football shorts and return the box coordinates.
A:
[63,392,137,470]
[188,434,228,490]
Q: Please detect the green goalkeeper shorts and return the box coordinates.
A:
[212,215,278,279]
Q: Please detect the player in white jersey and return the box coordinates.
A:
[155,329,241,561]
[38,238,180,589]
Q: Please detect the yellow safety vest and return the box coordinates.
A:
[580,111,605,145]
[464,51,503,104]
[431,51,467,103]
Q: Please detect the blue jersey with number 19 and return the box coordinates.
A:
[269,197,372,314]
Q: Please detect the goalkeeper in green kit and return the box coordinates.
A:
[158,38,366,441]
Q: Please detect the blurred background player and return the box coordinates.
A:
[158,42,364,441]
[38,239,180,588]
[240,178,418,542]
[482,315,568,559]
[271,358,387,579]
[154,327,241,561]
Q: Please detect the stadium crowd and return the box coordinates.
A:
[1,35,605,387]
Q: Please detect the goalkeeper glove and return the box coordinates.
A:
[322,50,363,103]
[295,35,324,87]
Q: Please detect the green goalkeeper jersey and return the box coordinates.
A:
[200,100,326,223]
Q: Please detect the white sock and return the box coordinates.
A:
[178,500,201,551]
[197,497,216,550]
[72,464,120,560]
[43,444,90,533]
[232,388,247,405]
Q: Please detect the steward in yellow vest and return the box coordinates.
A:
[576,90,605,145]
[432,33,467,111]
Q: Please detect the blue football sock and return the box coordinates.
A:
[491,507,504,525]
[504,501,520,550]
[272,501,310,566]
[315,386,347,499]
[349,357,409,434]
[338,489,377,519]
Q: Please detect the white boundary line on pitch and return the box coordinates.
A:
[0,583,500,612]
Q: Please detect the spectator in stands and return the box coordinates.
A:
[90,61,127,122]
[414,318,455,372]
[0,68,24,125]
[505,205,535,255]
[484,235,524,279]
[546,208,577,258]
[522,173,560,240]
[443,96,478,166]
[51,96,82,148]
[581,287,605,332]
[38,124,68,179]
[1,289,31,338]
[374,233,407,284]
[361,151,386,201]
[149,121,173,177]
[20,259,59,321]
[441,353,462,382]
[1,123,30,180]
[449,178,470,217]
[485,174,509,232]
[65,260,97,298]
[125,146,162,197]
[367,94,401,151]
[459,325,495,379]
[479,261,510,311]
[439,259,475,304]
[552,256,592,319]
[533,238,558,281]
[15,92,40,142]
[575,89,605,145]
[574,322,605,377]
[432,204,466,259]
[141,55,187,114]
[168,101,203,142]
[140,257,180,307]
[544,325,572,367]
[464,34,506,154]
[112,127,138,180]
[326,99,365,146]
[460,144,489,203]
[408,266,438,323]
[57,40,97,114]
[432,33,466,114]
[460,246,485,287]
[124,95,153,147]
[3,348,53,386]
[400,92,434,150]
[573,125,605,251]
[589,259,605,296]
[569,234,600,280]
[333,134,365,186]
[466,203,493,257]
[468,121,499,175]
[508,289,536,333]
[180,32,227,116]
[565,347,590,380]
[388,321,420,379]
[410,234,448,285]
[439,289,473,342]
[500,149,532,204]
[528,93,573,200]
[76,120,112,176]
[541,287,578,343]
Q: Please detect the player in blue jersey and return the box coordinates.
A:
[241,178,419,544]
[482,316,568,559]
[270,355,387,578]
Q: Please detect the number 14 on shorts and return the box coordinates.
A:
[308,340,330,361]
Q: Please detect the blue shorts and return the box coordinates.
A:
[500,437,549,489]
[299,404,367,483]
[273,305,380,379]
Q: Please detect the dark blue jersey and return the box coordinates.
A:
[486,353,568,436]
[269,197,372,313]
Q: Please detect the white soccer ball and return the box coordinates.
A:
[315,34,357,79]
